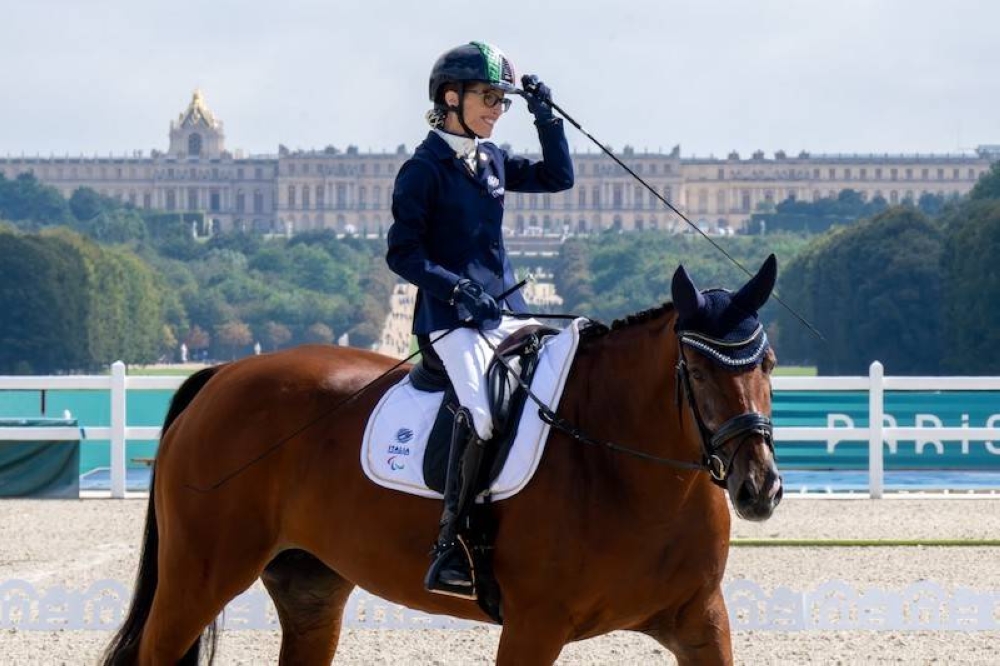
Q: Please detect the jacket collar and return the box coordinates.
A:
[423,131,458,161]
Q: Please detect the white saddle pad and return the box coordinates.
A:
[361,319,585,501]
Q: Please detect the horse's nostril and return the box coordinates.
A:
[767,474,782,499]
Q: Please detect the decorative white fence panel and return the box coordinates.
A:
[2,579,998,631]
[2,360,1000,499]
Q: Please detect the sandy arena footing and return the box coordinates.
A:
[1,497,999,665]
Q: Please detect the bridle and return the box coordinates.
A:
[674,330,775,486]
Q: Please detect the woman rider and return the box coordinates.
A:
[387,41,574,599]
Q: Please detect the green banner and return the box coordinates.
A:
[0,418,79,498]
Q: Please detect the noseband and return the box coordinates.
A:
[674,332,774,487]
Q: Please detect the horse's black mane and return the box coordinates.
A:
[579,302,676,341]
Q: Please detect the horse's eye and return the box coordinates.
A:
[690,368,706,382]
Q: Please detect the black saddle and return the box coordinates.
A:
[409,324,558,494]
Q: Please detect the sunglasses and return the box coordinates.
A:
[466,89,512,112]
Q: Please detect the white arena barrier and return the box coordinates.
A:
[2,580,998,632]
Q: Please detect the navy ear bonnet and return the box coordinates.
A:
[671,254,777,369]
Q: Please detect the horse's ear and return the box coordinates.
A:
[733,253,777,312]
[671,264,705,320]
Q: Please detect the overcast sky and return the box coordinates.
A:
[2,0,996,159]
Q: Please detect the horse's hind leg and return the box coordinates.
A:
[138,537,271,664]
[261,549,355,666]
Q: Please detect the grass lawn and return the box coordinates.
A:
[773,365,817,376]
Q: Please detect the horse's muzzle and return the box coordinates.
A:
[732,466,783,521]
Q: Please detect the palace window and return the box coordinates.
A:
[288,185,296,208]
[188,133,202,156]
[254,190,264,214]
[358,186,367,210]
[302,186,310,209]
[316,185,325,209]
[236,190,245,213]
[612,184,623,208]
[634,185,643,209]
[578,188,586,208]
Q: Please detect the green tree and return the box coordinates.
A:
[778,207,944,374]
[69,187,117,222]
[260,321,292,351]
[0,230,89,372]
[940,199,1000,372]
[304,322,335,345]
[0,173,72,228]
[969,161,1000,201]
[215,321,253,359]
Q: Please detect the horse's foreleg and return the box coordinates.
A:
[495,614,570,666]
[645,587,733,666]
[261,549,355,666]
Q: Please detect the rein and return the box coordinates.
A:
[477,324,773,481]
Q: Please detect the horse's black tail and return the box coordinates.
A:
[100,365,223,666]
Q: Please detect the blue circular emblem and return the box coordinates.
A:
[396,428,414,443]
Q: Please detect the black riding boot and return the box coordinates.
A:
[425,407,488,599]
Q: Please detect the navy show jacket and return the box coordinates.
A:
[387,119,574,334]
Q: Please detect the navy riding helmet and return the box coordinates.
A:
[428,41,517,104]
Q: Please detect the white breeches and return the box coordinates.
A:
[430,315,539,440]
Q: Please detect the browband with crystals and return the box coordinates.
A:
[678,325,769,368]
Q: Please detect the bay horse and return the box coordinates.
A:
[102,255,782,666]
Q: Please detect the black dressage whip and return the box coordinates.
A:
[522,81,824,342]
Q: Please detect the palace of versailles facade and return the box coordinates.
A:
[1,91,996,236]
